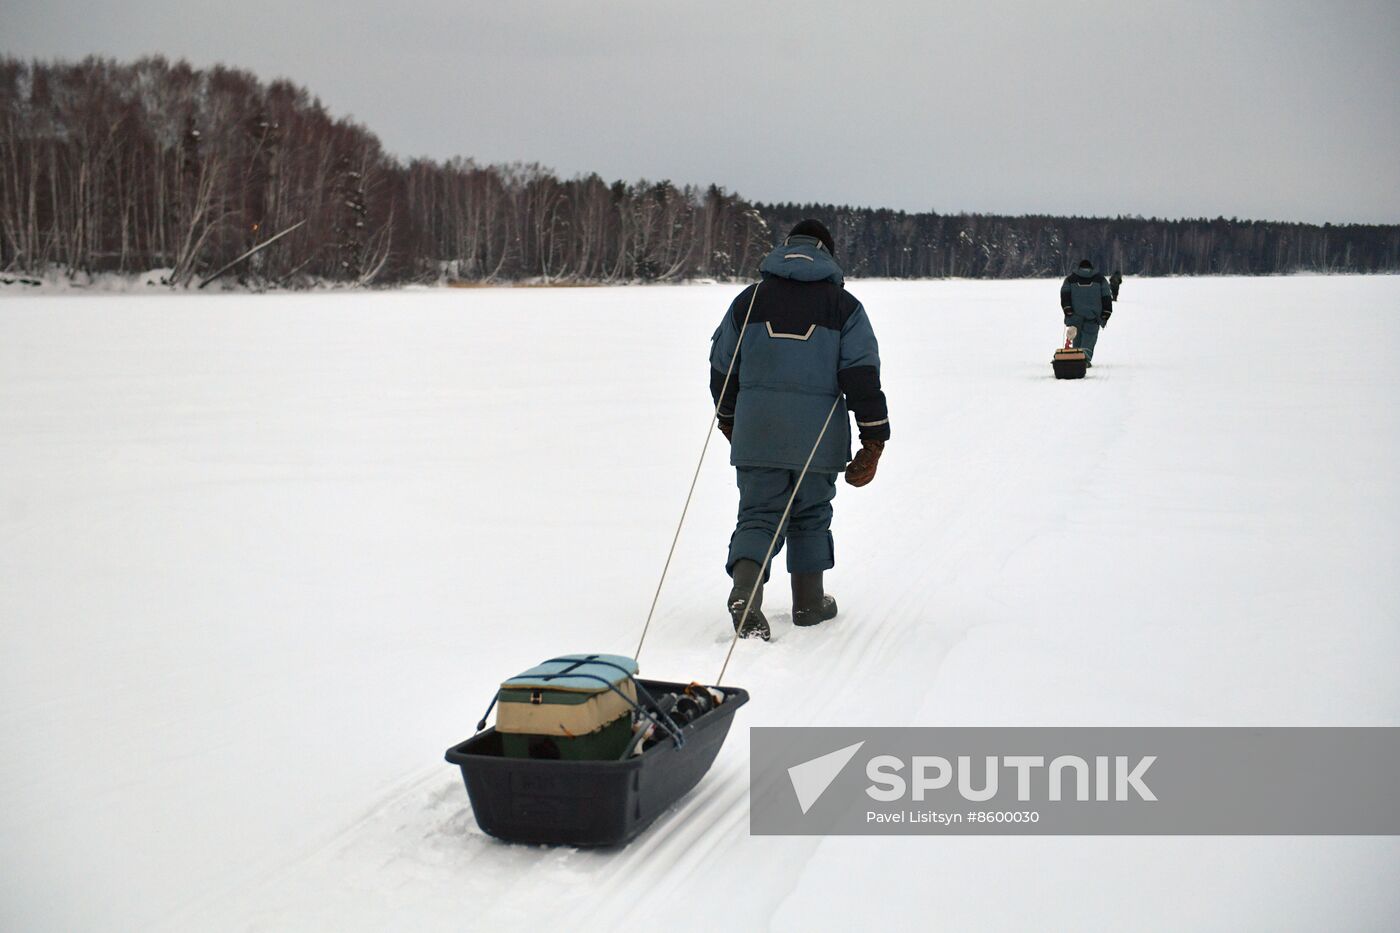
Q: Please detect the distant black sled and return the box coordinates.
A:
[445,679,750,847]
[1053,347,1088,379]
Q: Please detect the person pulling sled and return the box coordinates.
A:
[710,219,890,639]
[1060,258,1114,365]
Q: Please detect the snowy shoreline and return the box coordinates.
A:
[3,267,1394,298]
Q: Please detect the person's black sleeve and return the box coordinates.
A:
[837,302,890,443]
[839,365,890,442]
[710,365,739,424]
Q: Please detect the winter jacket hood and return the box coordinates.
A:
[1074,261,1097,280]
[759,237,845,285]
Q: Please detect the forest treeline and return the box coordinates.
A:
[3,56,1398,287]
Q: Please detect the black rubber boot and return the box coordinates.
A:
[791,572,838,627]
[728,559,771,640]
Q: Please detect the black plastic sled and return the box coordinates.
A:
[1053,347,1088,379]
[445,679,749,847]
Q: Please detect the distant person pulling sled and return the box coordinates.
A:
[710,219,890,639]
[1060,258,1114,365]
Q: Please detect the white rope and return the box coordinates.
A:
[717,393,842,686]
[634,283,761,661]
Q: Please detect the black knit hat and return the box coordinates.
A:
[788,219,835,255]
[1077,258,1094,270]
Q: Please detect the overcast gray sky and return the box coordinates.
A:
[5,0,1398,223]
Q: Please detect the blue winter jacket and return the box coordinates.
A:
[709,236,889,473]
[1060,261,1113,323]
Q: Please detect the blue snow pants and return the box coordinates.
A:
[727,467,839,581]
[1070,315,1101,362]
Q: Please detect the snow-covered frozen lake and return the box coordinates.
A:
[3,277,1398,931]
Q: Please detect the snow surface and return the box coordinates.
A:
[2,277,1398,932]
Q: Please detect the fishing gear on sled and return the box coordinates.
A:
[445,654,748,846]
[1053,325,1089,379]
[469,654,728,762]
[623,682,728,757]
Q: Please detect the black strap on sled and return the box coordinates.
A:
[533,657,687,748]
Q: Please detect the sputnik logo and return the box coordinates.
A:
[787,741,865,814]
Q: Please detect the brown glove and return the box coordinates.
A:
[717,420,733,442]
[845,439,884,487]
